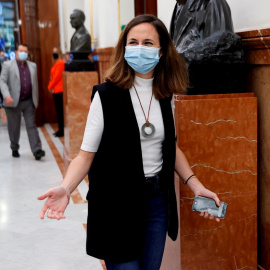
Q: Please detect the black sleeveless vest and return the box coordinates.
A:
[86,82,178,263]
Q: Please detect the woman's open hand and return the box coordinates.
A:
[37,186,70,220]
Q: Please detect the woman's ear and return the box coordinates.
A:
[159,48,163,57]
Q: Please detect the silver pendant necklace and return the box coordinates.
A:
[133,85,156,138]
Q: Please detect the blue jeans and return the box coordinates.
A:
[105,178,167,270]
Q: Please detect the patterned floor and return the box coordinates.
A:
[0,120,105,270]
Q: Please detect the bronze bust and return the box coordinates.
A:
[170,0,243,64]
[70,9,91,52]
[170,0,245,95]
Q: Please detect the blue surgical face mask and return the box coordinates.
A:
[0,56,4,61]
[18,52,28,61]
[124,45,160,74]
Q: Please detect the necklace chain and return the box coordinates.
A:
[133,84,153,127]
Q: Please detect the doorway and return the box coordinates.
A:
[134,0,157,16]
[0,0,20,59]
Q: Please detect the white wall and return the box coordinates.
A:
[96,0,119,48]
[120,0,135,28]
[58,0,66,52]
[83,0,91,39]
[157,0,270,33]
[157,0,176,31]
[226,0,270,32]
[91,0,99,48]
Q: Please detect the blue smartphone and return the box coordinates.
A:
[192,195,228,219]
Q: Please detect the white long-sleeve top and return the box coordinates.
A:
[81,76,175,177]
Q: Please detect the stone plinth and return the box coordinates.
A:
[162,93,257,270]
[65,52,95,72]
[63,71,99,168]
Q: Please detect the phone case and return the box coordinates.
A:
[192,195,228,219]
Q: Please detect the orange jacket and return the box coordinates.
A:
[48,59,65,94]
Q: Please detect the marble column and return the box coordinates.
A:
[162,93,257,270]
[62,71,99,168]
[238,28,270,270]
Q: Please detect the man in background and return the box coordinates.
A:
[0,43,45,160]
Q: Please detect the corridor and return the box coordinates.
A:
[0,121,105,270]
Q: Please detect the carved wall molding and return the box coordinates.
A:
[238,28,270,50]
[237,28,270,64]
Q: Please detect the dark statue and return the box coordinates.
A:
[70,9,91,52]
[65,9,95,72]
[171,0,246,94]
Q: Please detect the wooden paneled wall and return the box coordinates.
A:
[134,0,157,16]
[37,0,60,124]
[18,0,60,125]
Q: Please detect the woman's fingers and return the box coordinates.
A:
[39,203,67,220]
[37,190,51,201]
[54,211,64,220]
[39,204,49,219]
[199,188,221,208]
[47,209,54,219]
[213,194,220,207]
[204,211,209,218]
[59,212,65,219]
[45,208,66,220]
[199,211,210,218]
[199,212,220,222]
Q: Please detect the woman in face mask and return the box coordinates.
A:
[48,46,65,137]
[38,15,220,270]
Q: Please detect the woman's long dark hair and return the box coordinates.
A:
[105,14,188,99]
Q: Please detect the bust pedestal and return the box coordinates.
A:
[62,71,99,168]
[161,93,257,270]
[96,47,114,82]
[65,52,95,72]
[187,63,247,95]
